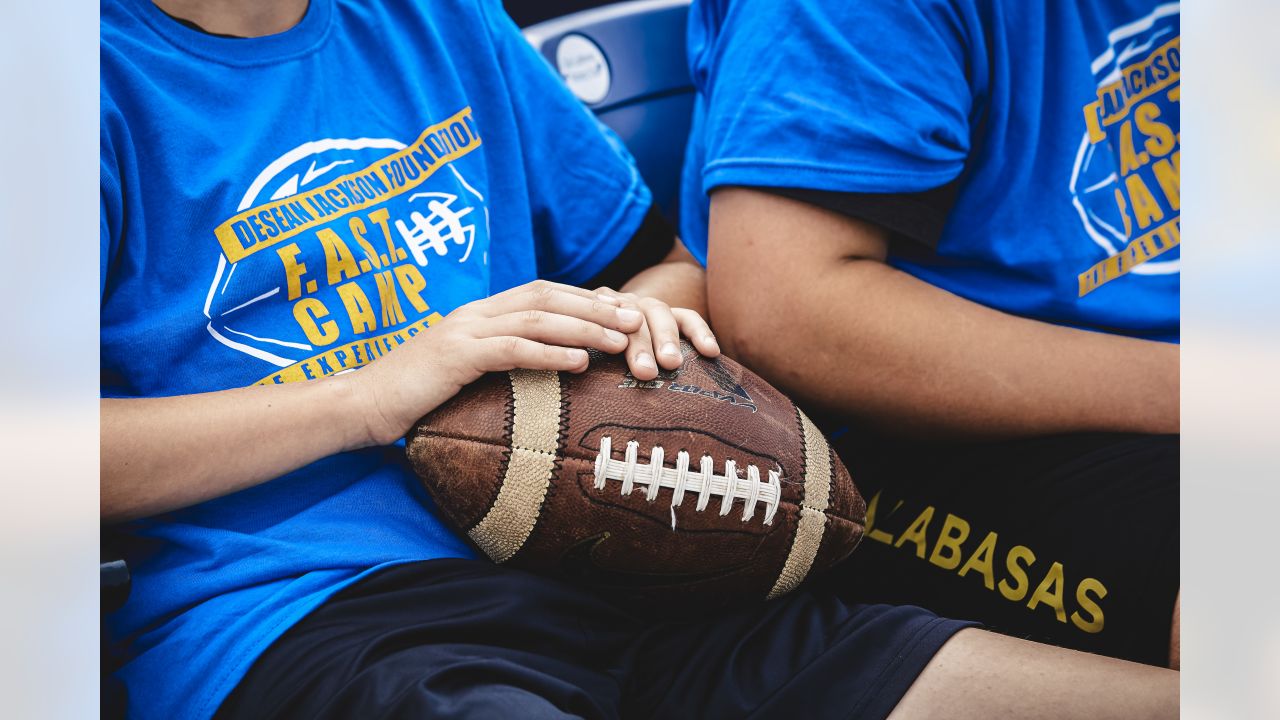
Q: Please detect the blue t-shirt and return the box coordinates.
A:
[101,1,649,717]
[681,0,1179,341]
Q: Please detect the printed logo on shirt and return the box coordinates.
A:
[863,490,1108,635]
[1070,4,1180,297]
[200,107,490,384]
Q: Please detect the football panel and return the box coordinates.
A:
[559,350,809,505]
[811,513,864,577]
[764,405,837,599]
[825,449,867,526]
[516,455,778,569]
[411,370,513,448]
[807,445,866,576]
[571,422,791,534]
[465,369,565,563]
[509,454,797,606]
[406,434,510,532]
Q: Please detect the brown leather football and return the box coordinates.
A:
[405,344,865,614]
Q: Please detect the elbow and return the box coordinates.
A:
[711,299,833,412]
[705,270,852,416]
[706,277,797,387]
[706,276,759,364]
[712,310,772,374]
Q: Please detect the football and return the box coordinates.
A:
[405,343,866,613]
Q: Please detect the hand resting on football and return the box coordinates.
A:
[102,278,718,523]
[354,280,719,446]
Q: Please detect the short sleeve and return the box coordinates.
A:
[479,0,652,284]
[690,0,983,195]
[100,89,124,302]
[101,175,115,300]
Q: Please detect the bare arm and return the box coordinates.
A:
[706,188,1178,437]
[618,238,708,315]
[101,280,705,523]
[101,377,376,524]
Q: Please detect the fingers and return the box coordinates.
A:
[593,286,628,304]
[595,288,659,379]
[673,308,721,358]
[491,278,601,303]
[484,281,642,333]
[637,297,683,371]
[471,337,590,374]
[460,282,681,381]
[622,316,659,381]
[479,311,630,354]
[596,286,721,370]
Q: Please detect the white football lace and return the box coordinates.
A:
[592,436,782,528]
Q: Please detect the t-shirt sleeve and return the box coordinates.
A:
[766,180,962,251]
[690,0,980,196]
[479,0,652,285]
[101,171,115,300]
[101,85,130,397]
[101,92,123,302]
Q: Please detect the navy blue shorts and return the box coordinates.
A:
[215,559,974,719]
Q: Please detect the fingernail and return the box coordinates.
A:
[635,352,656,370]
[604,329,626,344]
[704,334,720,351]
[566,349,588,364]
[617,308,642,324]
[660,342,679,358]
[597,293,619,305]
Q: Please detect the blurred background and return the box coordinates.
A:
[0,0,1275,717]
[1180,1,1280,717]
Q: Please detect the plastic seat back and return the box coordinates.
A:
[524,0,694,221]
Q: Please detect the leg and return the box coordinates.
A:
[216,559,638,720]
[889,628,1178,720]
[627,588,1177,720]
[625,593,978,720]
[1169,590,1180,670]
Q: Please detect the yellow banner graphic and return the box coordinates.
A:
[216,107,481,263]
[1077,217,1180,297]
[257,312,444,385]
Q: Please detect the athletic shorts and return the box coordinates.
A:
[820,430,1178,667]
[215,559,975,720]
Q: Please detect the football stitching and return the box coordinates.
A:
[421,429,600,462]
[591,436,782,526]
[466,370,561,563]
[574,422,792,484]
[765,405,833,599]
[419,428,811,516]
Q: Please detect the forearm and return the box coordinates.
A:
[717,259,1178,437]
[102,375,373,523]
[618,239,708,316]
[103,280,673,521]
[707,188,1178,438]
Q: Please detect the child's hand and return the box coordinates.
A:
[352,280,644,444]
[592,286,720,381]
